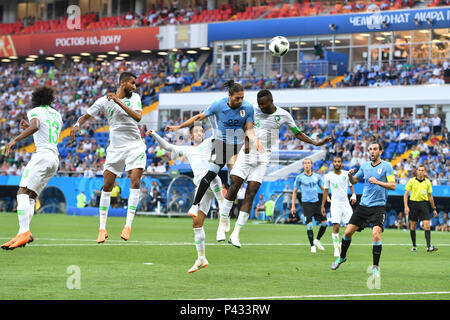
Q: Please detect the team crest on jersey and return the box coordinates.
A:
[275,115,280,122]
[377,168,382,175]
[240,110,245,117]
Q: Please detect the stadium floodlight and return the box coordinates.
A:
[200,47,211,50]
[96,58,104,61]
[9,56,18,59]
[140,50,151,53]
[157,51,168,55]
[107,51,118,55]
[187,50,197,54]
[119,53,129,57]
[54,54,64,57]
[80,52,90,56]
[72,56,80,59]
[1,58,11,62]
[45,57,55,60]
[115,56,124,60]
[28,55,38,58]
[25,58,35,62]
[329,23,337,31]
[98,54,107,58]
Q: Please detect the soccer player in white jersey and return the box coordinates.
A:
[146,125,224,273]
[2,86,62,250]
[70,72,146,243]
[218,89,332,247]
[321,156,357,257]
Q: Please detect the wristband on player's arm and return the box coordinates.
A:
[350,194,357,201]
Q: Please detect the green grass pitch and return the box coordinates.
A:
[0,212,449,300]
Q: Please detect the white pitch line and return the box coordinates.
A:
[207,291,450,300]
[8,242,450,247]
[1,237,449,246]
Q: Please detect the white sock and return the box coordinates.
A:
[211,181,224,207]
[332,232,340,249]
[193,227,205,259]
[99,191,111,230]
[219,198,234,223]
[17,194,30,234]
[233,211,249,236]
[125,189,140,228]
[28,198,36,223]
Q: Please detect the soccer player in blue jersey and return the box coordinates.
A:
[331,142,396,278]
[166,80,263,220]
[291,158,328,253]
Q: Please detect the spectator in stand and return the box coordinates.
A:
[406,128,420,143]
[254,194,265,219]
[418,122,430,139]
[155,161,167,174]
[149,188,162,211]
[147,162,157,174]
[431,114,442,135]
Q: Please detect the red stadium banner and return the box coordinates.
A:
[0,27,159,57]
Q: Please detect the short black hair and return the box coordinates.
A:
[189,124,204,134]
[32,86,55,108]
[333,156,342,161]
[257,89,272,100]
[224,80,243,95]
[369,142,384,151]
[119,72,136,83]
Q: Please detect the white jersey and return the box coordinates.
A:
[170,138,214,186]
[324,170,352,204]
[87,93,143,149]
[27,106,63,157]
[250,105,300,162]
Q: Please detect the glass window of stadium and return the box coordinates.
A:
[213,28,449,79]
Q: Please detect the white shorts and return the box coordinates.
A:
[104,142,147,177]
[19,152,59,196]
[330,202,353,225]
[230,153,268,184]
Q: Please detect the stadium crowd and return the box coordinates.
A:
[197,61,450,92]
[5,0,426,36]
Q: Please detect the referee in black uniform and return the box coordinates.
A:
[403,165,438,252]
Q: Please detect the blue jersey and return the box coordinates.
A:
[355,160,395,207]
[294,172,323,203]
[204,97,254,145]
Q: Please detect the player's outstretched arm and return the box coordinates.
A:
[294,131,332,147]
[70,114,94,142]
[4,118,39,156]
[145,129,179,153]
[165,112,207,132]
[106,93,142,122]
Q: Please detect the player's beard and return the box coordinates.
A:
[124,87,133,98]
